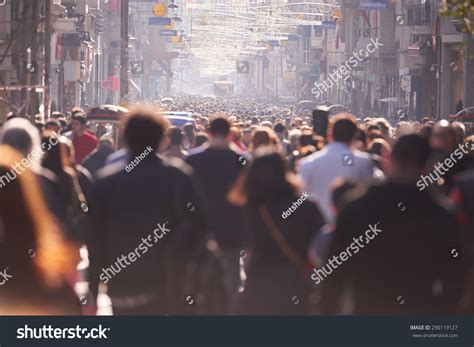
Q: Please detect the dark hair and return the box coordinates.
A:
[168,126,184,146]
[209,117,230,137]
[329,114,358,143]
[51,112,65,119]
[45,119,60,128]
[299,130,315,147]
[229,149,301,206]
[71,113,87,125]
[391,134,430,169]
[274,122,286,134]
[123,107,169,155]
[194,132,209,147]
[419,124,433,141]
[71,107,85,116]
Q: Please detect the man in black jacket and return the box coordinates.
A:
[320,134,467,315]
[186,116,247,296]
[87,107,207,315]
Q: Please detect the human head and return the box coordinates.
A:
[430,120,457,154]
[51,111,64,120]
[123,106,169,156]
[328,113,358,144]
[230,125,243,143]
[183,122,195,146]
[167,126,184,146]
[250,127,280,152]
[228,148,301,206]
[288,129,302,150]
[0,118,42,172]
[209,116,230,139]
[44,119,61,133]
[70,112,88,137]
[299,130,315,147]
[274,122,286,138]
[194,132,209,147]
[389,134,430,181]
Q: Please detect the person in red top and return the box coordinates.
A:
[71,112,98,164]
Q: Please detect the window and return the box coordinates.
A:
[303,38,310,64]
[407,2,431,26]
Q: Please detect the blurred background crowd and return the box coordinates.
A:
[0,96,473,315]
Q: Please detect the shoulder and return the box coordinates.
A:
[160,155,193,177]
[106,148,129,165]
[84,131,98,142]
[300,150,326,170]
[96,161,127,182]
[187,145,207,158]
[186,149,206,164]
[353,150,374,164]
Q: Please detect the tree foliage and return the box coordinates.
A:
[439,0,474,35]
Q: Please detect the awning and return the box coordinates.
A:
[408,41,432,56]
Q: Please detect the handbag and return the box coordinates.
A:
[258,205,305,271]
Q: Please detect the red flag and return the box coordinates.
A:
[55,35,62,60]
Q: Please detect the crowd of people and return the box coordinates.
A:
[0,95,473,315]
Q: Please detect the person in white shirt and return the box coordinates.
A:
[300,113,382,222]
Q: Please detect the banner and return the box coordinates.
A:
[0,316,472,346]
[358,0,388,11]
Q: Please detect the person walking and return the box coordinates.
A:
[87,107,207,315]
[300,114,381,222]
[320,134,467,315]
[0,145,80,315]
[228,148,325,314]
[70,112,98,165]
[186,116,247,300]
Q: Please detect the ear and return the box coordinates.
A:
[327,131,333,143]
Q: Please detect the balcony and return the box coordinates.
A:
[407,3,431,26]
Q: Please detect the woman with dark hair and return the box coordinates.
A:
[40,131,89,241]
[0,145,80,315]
[228,147,325,314]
